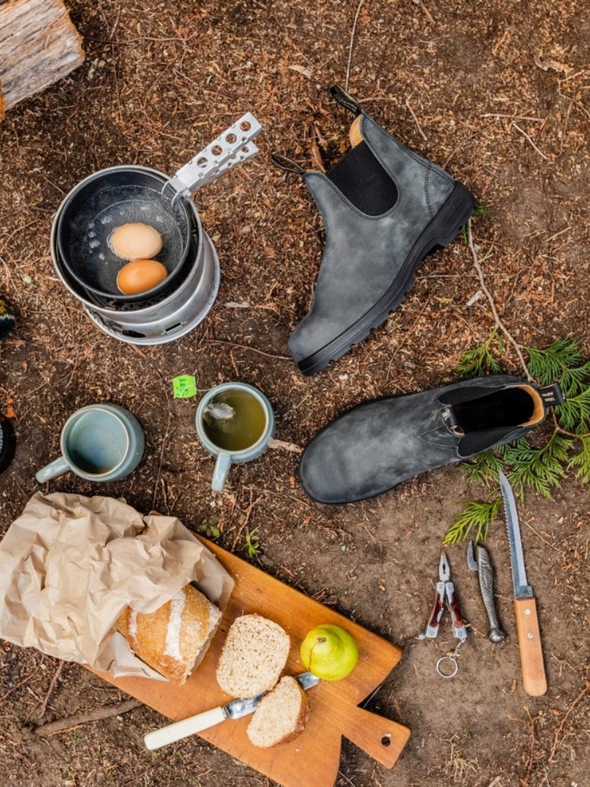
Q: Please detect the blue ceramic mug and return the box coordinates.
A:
[35,403,145,483]
[196,383,274,492]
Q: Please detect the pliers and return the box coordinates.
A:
[423,552,467,642]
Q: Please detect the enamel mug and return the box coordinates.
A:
[35,404,145,484]
[196,383,274,492]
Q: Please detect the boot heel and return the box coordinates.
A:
[429,182,476,248]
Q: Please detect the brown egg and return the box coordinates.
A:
[109,223,163,260]
[116,259,168,295]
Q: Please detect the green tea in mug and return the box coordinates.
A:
[202,388,267,452]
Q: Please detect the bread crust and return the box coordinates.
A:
[271,682,308,746]
[246,676,309,748]
[117,584,221,684]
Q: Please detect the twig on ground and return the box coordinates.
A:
[357,96,397,103]
[0,659,44,703]
[405,96,428,141]
[549,681,590,762]
[467,220,532,380]
[551,410,590,439]
[345,0,364,91]
[206,338,290,361]
[512,122,548,161]
[231,491,264,552]
[268,437,303,453]
[411,0,435,24]
[522,706,538,787]
[121,751,178,787]
[36,660,64,719]
[35,699,143,737]
[338,770,357,787]
[151,374,174,510]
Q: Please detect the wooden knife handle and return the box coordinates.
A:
[514,597,547,696]
[339,704,411,768]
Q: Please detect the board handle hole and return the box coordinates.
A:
[381,736,391,747]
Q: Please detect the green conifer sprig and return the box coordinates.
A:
[444,499,502,544]
[453,329,504,379]
[444,336,590,545]
[568,437,590,484]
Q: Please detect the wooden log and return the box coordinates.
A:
[0,0,84,121]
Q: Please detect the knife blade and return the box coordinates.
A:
[144,671,320,750]
[499,470,547,696]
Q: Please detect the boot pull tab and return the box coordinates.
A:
[270,153,305,175]
[329,84,363,116]
[537,383,565,407]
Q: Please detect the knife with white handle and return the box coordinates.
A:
[144,671,320,750]
[499,470,547,696]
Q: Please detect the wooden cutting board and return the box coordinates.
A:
[90,537,410,787]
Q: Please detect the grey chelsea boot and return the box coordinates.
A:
[274,85,476,376]
[299,376,565,504]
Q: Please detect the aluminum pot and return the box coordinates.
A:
[51,173,220,345]
[56,166,195,303]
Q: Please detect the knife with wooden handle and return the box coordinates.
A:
[499,471,547,696]
[144,672,319,750]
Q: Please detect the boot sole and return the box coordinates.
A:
[296,181,477,376]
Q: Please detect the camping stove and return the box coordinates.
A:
[49,114,262,345]
[50,184,220,345]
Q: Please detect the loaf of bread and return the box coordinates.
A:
[247,676,308,748]
[216,613,290,698]
[117,584,221,685]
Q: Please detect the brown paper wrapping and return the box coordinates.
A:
[0,492,234,680]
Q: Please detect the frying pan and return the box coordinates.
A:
[55,114,262,304]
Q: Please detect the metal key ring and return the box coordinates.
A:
[436,655,459,679]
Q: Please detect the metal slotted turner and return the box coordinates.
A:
[166,113,262,201]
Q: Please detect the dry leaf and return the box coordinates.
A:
[288,64,313,80]
[534,54,573,74]
[311,138,325,172]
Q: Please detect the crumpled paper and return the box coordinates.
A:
[0,492,234,680]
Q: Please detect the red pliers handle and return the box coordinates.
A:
[423,553,467,642]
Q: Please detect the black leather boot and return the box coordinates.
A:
[299,376,564,504]
[274,85,477,376]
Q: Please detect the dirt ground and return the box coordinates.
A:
[1,1,590,785]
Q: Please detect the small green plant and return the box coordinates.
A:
[444,337,590,544]
[197,516,220,539]
[460,204,492,243]
[242,527,261,559]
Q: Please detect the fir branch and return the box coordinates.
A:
[568,437,590,484]
[443,499,501,545]
[446,334,590,544]
[524,338,585,390]
[555,388,590,434]
[502,433,572,498]
[454,330,505,379]
[459,449,504,485]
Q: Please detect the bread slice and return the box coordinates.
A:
[216,614,290,698]
[117,584,221,685]
[247,676,308,748]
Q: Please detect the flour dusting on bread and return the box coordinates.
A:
[164,590,185,660]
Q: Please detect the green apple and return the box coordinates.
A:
[300,624,359,680]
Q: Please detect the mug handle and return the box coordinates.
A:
[35,456,70,484]
[212,454,232,492]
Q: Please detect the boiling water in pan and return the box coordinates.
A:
[73,185,185,295]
